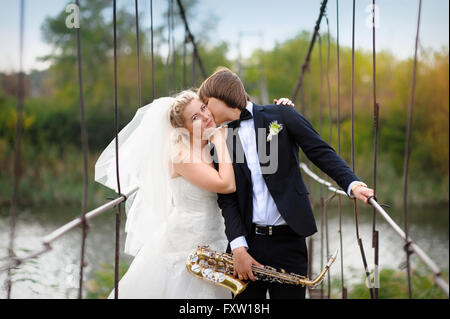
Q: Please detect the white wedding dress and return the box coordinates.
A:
[107,176,229,299]
[94,97,230,299]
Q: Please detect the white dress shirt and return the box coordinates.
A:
[229,102,361,251]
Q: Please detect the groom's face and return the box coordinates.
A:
[203,97,230,125]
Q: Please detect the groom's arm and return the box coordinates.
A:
[279,105,360,194]
[211,145,248,244]
[217,192,248,245]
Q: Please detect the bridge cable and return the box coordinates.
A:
[135,0,142,107]
[74,0,90,299]
[6,0,25,300]
[176,0,207,79]
[335,0,347,299]
[150,0,155,100]
[171,0,176,92]
[291,0,328,103]
[336,0,375,299]
[402,0,423,299]
[369,0,381,299]
[183,29,187,88]
[165,0,172,95]
[112,0,124,299]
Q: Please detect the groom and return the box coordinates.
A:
[198,67,374,299]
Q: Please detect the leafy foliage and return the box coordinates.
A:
[0,1,448,207]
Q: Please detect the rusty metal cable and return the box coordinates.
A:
[325,15,333,145]
[171,0,176,92]
[150,0,155,100]
[336,0,341,156]
[183,29,187,88]
[370,0,380,299]
[324,195,332,298]
[291,0,328,103]
[112,0,123,299]
[191,46,196,87]
[336,2,346,299]
[75,0,90,299]
[320,196,324,298]
[337,0,373,299]
[351,0,356,173]
[300,65,306,116]
[165,0,172,95]
[135,0,142,107]
[402,0,423,299]
[7,0,25,299]
[176,0,206,79]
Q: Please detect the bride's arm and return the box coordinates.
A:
[173,127,236,194]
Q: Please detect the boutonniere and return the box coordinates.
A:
[267,120,283,142]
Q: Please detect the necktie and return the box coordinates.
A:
[227,108,253,129]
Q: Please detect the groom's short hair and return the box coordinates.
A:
[198,67,250,110]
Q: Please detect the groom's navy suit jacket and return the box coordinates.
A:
[212,103,359,246]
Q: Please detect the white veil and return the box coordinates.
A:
[94,97,177,257]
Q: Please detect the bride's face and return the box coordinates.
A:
[182,98,216,138]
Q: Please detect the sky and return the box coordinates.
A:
[0,0,448,73]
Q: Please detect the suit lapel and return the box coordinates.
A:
[251,103,269,167]
[227,127,252,183]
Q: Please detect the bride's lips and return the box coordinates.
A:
[206,119,214,127]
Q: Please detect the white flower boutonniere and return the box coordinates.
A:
[267,120,283,142]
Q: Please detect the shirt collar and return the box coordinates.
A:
[245,101,253,115]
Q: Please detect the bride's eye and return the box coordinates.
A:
[201,104,207,112]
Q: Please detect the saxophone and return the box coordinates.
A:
[186,245,338,296]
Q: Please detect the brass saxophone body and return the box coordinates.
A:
[186,245,338,296]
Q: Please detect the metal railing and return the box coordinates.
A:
[1,186,139,273]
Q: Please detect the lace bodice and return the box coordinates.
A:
[165,176,227,253]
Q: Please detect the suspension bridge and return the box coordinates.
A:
[2,0,448,299]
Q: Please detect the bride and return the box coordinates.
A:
[94,90,292,298]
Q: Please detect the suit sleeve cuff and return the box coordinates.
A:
[347,180,366,198]
[230,236,248,251]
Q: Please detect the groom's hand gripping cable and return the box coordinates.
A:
[350,182,375,204]
[232,247,264,282]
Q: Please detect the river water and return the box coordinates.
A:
[0,200,448,299]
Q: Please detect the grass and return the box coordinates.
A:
[84,261,448,299]
[85,262,130,299]
[327,267,449,299]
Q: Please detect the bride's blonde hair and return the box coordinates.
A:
[169,90,198,129]
[168,90,198,164]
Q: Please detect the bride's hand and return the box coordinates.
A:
[208,125,228,145]
[273,97,295,107]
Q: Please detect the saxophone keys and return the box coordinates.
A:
[191,264,201,274]
[202,268,214,280]
[214,272,226,283]
[188,252,198,263]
